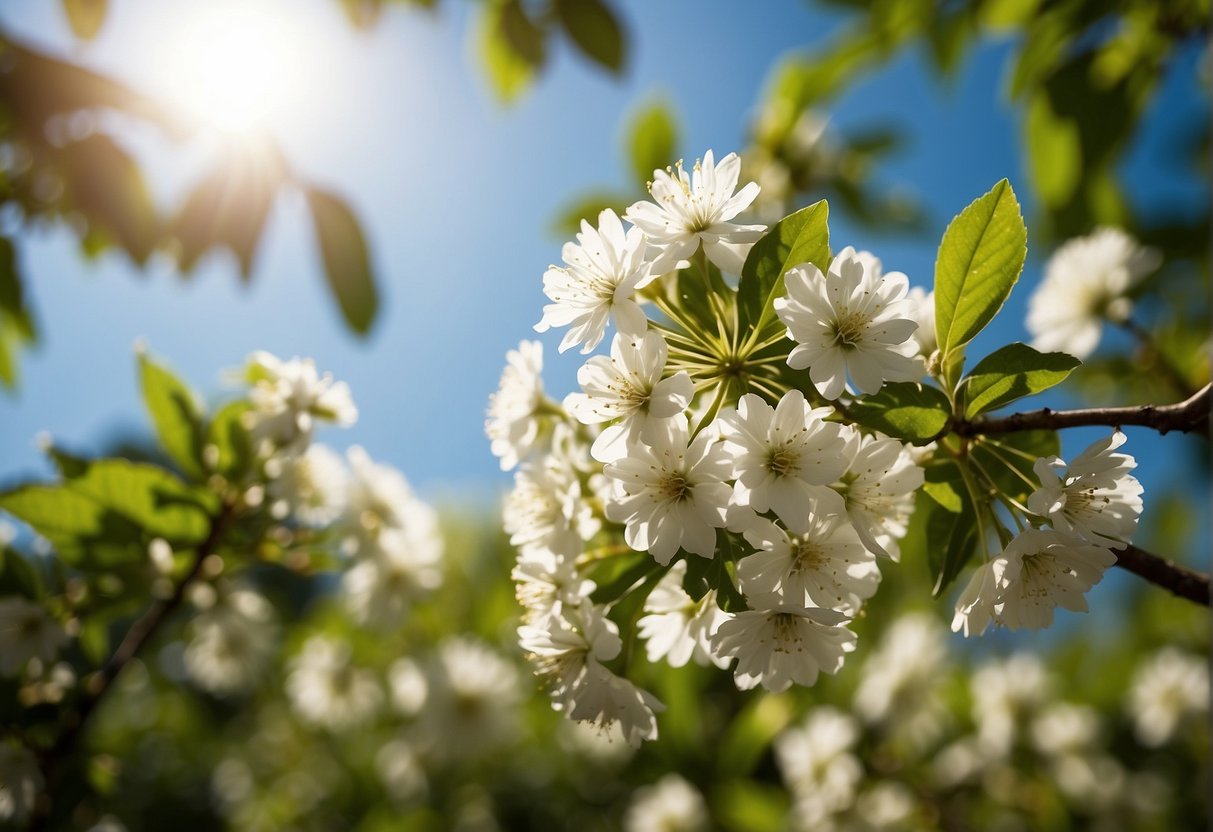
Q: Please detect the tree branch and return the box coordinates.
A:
[34,501,236,823]
[954,383,1210,439]
[1115,544,1210,607]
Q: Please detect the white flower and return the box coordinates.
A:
[855,613,948,724]
[564,331,694,463]
[738,515,878,615]
[486,340,550,471]
[775,247,921,399]
[1030,703,1099,757]
[265,443,348,527]
[623,774,709,832]
[534,208,657,354]
[995,529,1116,631]
[409,638,523,761]
[0,744,43,826]
[1128,647,1209,747]
[0,597,68,676]
[637,561,729,669]
[518,599,621,701]
[836,432,924,560]
[339,446,442,560]
[518,600,662,745]
[1027,227,1161,359]
[971,652,1051,757]
[905,286,937,359]
[625,150,765,274]
[511,550,593,618]
[775,708,862,830]
[184,587,277,695]
[564,659,664,748]
[603,418,733,564]
[950,558,1005,637]
[1028,432,1143,549]
[242,352,357,450]
[342,529,443,629]
[716,390,851,524]
[285,636,383,731]
[375,740,428,804]
[504,452,599,560]
[711,606,856,692]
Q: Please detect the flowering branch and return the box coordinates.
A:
[1115,544,1210,607]
[34,501,237,823]
[953,383,1211,439]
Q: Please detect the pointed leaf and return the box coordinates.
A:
[627,101,676,188]
[934,180,1027,357]
[845,382,952,445]
[139,353,206,478]
[306,187,379,336]
[556,0,626,73]
[963,342,1080,418]
[737,200,830,334]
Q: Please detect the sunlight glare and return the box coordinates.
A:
[159,0,311,136]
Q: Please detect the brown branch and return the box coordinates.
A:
[1115,544,1210,607]
[954,383,1210,439]
[33,501,236,824]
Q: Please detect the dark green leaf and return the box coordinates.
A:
[845,382,952,444]
[0,237,37,389]
[963,342,1080,418]
[556,0,626,73]
[971,430,1058,506]
[139,353,206,478]
[67,460,214,543]
[934,179,1027,358]
[923,461,965,512]
[681,553,713,602]
[306,187,379,336]
[588,553,662,605]
[736,200,830,334]
[0,547,43,599]
[626,101,676,188]
[923,475,978,596]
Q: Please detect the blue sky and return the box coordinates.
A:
[0,0,1207,587]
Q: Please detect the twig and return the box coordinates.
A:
[33,502,236,824]
[1115,544,1210,607]
[954,383,1210,439]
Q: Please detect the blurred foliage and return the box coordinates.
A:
[0,26,380,390]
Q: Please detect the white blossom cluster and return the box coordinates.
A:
[489,149,931,743]
[952,432,1143,637]
[182,353,445,701]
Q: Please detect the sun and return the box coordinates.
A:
[158,0,312,136]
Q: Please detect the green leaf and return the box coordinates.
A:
[0,486,133,566]
[626,101,676,188]
[68,460,214,544]
[479,0,545,103]
[555,0,626,73]
[921,473,978,596]
[963,342,1080,418]
[845,382,952,444]
[306,187,379,336]
[736,200,830,334]
[58,134,158,265]
[0,236,37,389]
[933,180,1027,358]
[681,553,713,602]
[0,547,43,600]
[206,401,254,481]
[923,462,965,512]
[588,553,662,605]
[139,353,206,478]
[971,430,1058,506]
[62,0,108,40]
